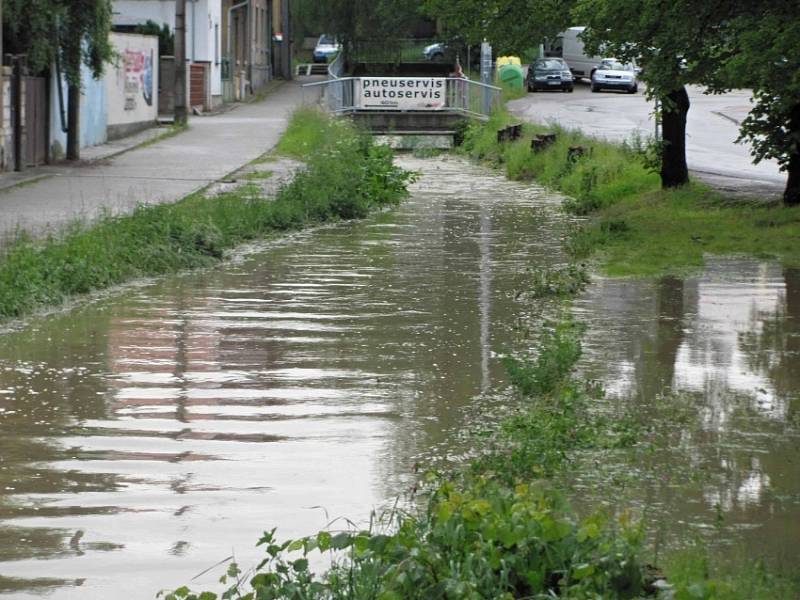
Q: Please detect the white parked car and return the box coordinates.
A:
[591,59,638,93]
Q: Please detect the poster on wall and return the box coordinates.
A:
[357,77,446,111]
[123,48,154,111]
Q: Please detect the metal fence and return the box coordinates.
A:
[350,39,440,65]
[301,77,501,120]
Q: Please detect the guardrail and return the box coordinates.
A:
[301,77,501,120]
[327,52,345,79]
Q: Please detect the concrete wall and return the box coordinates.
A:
[0,68,13,170]
[114,0,222,104]
[106,33,159,139]
[50,65,108,157]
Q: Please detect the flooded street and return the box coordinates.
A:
[0,156,798,598]
[573,260,800,565]
[0,157,568,598]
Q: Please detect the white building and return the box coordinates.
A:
[113,0,224,109]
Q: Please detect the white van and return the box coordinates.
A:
[545,26,604,81]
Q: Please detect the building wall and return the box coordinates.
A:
[106,33,159,139]
[114,0,222,101]
[50,65,108,156]
[220,0,274,97]
[249,0,271,90]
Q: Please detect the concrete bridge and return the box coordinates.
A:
[302,55,502,148]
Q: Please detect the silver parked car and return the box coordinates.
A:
[313,35,341,63]
[591,59,638,93]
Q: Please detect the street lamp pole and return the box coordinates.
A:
[175,0,188,125]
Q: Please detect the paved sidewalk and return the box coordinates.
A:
[0,80,320,242]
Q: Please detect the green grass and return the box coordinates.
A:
[0,109,414,322]
[459,109,800,276]
[663,547,800,600]
[579,184,800,277]
[275,107,345,160]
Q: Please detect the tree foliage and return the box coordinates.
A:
[718,2,800,204]
[293,0,422,46]
[573,0,741,188]
[423,0,571,55]
[3,0,114,85]
[134,20,175,58]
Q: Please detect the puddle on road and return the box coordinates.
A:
[0,156,798,598]
[573,259,800,564]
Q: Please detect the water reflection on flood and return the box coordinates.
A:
[574,259,800,563]
[0,157,567,599]
[1,156,799,597]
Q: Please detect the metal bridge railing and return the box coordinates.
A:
[301,77,501,120]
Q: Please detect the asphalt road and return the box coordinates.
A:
[508,82,785,198]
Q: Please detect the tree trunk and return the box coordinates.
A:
[66,82,81,161]
[784,103,800,206]
[660,86,690,188]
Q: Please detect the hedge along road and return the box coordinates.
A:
[508,83,785,199]
[0,81,322,244]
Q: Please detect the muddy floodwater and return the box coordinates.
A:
[0,156,798,598]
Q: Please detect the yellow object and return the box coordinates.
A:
[496,56,521,67]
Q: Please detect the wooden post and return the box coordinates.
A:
[175,0,188,125]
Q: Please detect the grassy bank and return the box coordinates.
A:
[461,110,800,276]
[0,109,413,322]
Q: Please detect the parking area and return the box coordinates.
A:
[508,79,785,198]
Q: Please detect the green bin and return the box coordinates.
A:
[498,63,524,91]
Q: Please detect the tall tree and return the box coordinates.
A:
[4,0,113,160]
[174,0,187,126]
[572,0,740,188]
[717,2,800,205]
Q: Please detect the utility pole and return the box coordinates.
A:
[174,0,188,125]
[0,0,3,73]
[281,0,291,80]
[66,78,81,160]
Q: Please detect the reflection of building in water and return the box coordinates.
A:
[575,257,800,535]
[107,284,223,420]
[703,456,772,512]
[673,259,789,425]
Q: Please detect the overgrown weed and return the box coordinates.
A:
[0,109,414,321]
[460,108,800,276]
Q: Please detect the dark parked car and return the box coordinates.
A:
[527,58,574,92]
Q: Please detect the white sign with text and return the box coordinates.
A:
[357,77,446,111]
